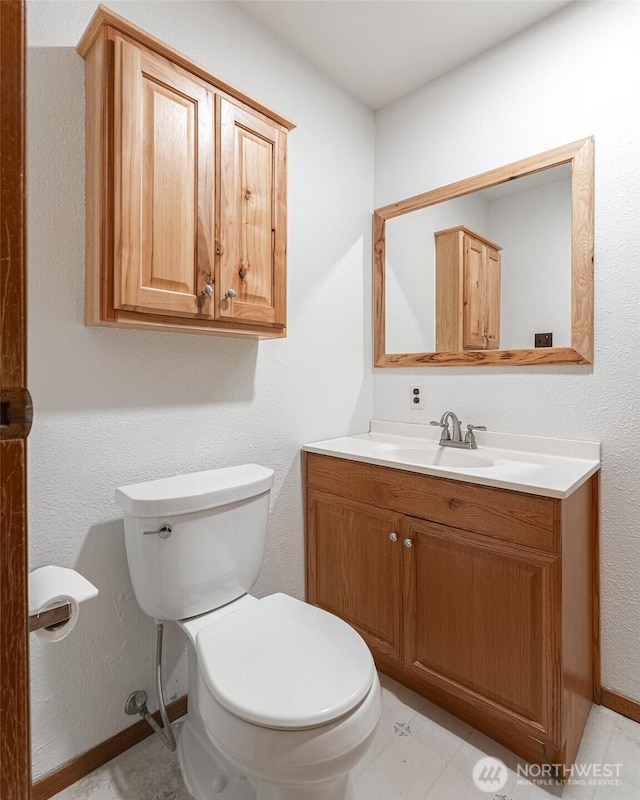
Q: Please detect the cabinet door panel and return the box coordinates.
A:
[142,82,195,293]
[217,97,286,327]
[113,37,214,316]
[463,235,486,349]
[462,235,501,350]
[307,491,403,661]
[485,247,501,348]
[405,517,560,739]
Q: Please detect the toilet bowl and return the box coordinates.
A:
[116,466,381,800]
[179,593,381,800]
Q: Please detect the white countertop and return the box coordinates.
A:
[303,420,600,499]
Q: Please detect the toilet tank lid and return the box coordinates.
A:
[115,464,274,518]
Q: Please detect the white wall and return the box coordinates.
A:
[374,0,640,702]
[27,0,374,778]
[491,177,572,348]
[384,172,572,354]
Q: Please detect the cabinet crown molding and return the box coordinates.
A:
[76,3,296,131]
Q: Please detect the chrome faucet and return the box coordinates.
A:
[430,411,486,450]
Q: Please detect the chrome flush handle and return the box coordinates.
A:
[143,525,172,539]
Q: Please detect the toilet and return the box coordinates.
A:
[115,464,381,800]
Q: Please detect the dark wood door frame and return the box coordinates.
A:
[0,1,32,798]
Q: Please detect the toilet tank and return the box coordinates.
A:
[115,465,274,621]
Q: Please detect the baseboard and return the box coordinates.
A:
[32,695,188,800]
[32,685,637,799]
[601,688,640,724]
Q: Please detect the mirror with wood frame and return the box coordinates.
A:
[373,137,594,367]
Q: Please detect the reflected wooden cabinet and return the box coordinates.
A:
[78,7,293,337]
[435,226,502,351]
[305,452,597,771]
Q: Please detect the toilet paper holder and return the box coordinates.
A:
[28,566,99,639]
[29,601,72,633]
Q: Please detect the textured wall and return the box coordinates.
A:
[373,2,640,699]
[27,0,374,778]
[491,177,571,348]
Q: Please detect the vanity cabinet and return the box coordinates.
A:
[435,226,502,351]
[305,452,597,770]
[78,7,293,338]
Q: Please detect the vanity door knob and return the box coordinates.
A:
[389,533,398,542]
[404,538,413,548]
[202,284,213,297]
[225,289,237,300]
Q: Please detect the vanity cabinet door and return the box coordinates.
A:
[216,97,287,329]
[306,491,404,663]
[113,37,215,318]
[404,516,561,744]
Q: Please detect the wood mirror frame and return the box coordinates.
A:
[373,137,594,367]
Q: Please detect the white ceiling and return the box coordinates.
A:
[238,0,575,109]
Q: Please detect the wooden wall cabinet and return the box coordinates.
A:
[305,453,598,771]
[78,6,294,338]
[435,226,502,351]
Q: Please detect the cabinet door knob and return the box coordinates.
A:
[389,533,398,542]
[225,289,237,300]
[202,284,213,297]
[403,538,413,548]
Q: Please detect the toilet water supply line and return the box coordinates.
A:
[124,622,177,751]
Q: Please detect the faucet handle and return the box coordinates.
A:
[430,419,451,441]
[464,424,486,447]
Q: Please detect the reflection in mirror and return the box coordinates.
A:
[373,138,594,367]
[385,164,572,354]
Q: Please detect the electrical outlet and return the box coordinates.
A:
[410,383,424,410]
[534,332,553,348]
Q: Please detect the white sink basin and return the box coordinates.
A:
[303,421,601,498]
[386,447,495,469]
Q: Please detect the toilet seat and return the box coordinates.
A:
[194,593,375,730]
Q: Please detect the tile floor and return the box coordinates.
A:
[51,674,640,800]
